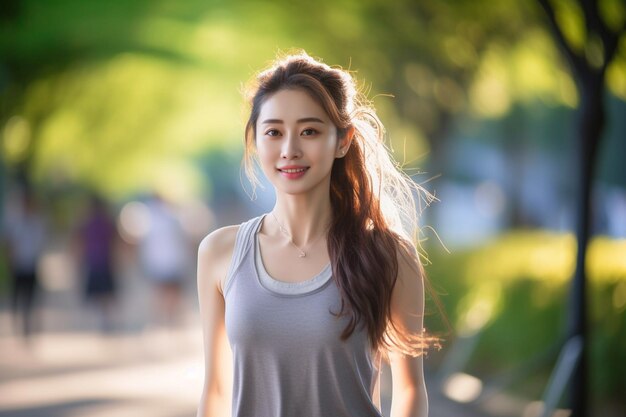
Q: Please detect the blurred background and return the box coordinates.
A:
[1,0,625,416]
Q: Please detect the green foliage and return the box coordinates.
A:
[425,231,626,402]
[3,0,609,199]
[0,0,307,199]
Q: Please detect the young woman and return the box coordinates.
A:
[197,52,437,417]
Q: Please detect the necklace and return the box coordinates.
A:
[270,212,328,258]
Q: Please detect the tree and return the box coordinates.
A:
[535,0,626,416]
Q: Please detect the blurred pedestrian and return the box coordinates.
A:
[77,194,118,332]
[1,188,47,340]
[196,52,438,417]
[139,193,189,329]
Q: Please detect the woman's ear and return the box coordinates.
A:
[336,126,355,158]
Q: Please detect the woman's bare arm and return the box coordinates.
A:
[196,226,239,417]
[388,245,429,417]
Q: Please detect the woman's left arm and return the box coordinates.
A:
[388,245,428,417]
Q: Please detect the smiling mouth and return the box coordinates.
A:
[278,167,309,173]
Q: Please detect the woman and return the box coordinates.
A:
[197,52,438,417]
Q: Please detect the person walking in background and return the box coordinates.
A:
[77,194,118,333]
[196,52,438,417]
[139,193,189,329]
[1,187,47,340]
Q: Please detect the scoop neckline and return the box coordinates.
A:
[253,214,333,296]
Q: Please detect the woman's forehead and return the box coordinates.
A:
[258,89,330,123]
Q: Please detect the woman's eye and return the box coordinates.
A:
[302,128,318,136]
[265,129,280,137]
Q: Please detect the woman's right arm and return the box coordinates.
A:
[196,225,239,417]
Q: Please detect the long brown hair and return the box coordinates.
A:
[243,52,438,357]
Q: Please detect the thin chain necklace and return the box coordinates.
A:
[270,211,328,258]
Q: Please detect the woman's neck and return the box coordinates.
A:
[271,192,332,246]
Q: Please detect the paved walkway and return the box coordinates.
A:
[0,326,203,417]
[0,325,498,417]
[0,248,513,417]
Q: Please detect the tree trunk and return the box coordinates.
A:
[569,71,604,417]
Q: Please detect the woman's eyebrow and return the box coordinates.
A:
[261,117,326,124]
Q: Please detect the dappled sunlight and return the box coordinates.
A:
[510,30,578,107]
[2,115,32,163]
[117,197,214,245]
[443,372,483,403]
[464,231,575,287]
[469,31,579,117]
[451,232,626,335]
[23,52,237,196]
[587,236,626,283]
[461,232,626,287]
[606,58,626,100]
[118,201,151,244]
[469,46,512,118]
[456,282,503,336]
[552,0,586,52]
[523,401,572,417]
[190,15,285,66]
[142,159,206,203]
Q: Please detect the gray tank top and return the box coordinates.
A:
[223,215,383,417]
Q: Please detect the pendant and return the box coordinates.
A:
[299,252,306,258]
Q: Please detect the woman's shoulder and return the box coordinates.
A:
[198,214,263,257]
[198,224,241,255]
[197,215,266,292]
[197,223,243,294]
[394,235,424,280]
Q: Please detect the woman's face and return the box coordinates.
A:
[255,88,345,196]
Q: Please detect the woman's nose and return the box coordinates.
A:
[281,133,302,159]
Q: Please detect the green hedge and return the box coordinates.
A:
[423,231,626,403]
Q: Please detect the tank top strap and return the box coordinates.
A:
[223,214,265,296]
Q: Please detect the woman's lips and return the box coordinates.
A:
[277,166,309,179]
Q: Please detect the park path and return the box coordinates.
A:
[0,245,506,417]
[0,325,497,417]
